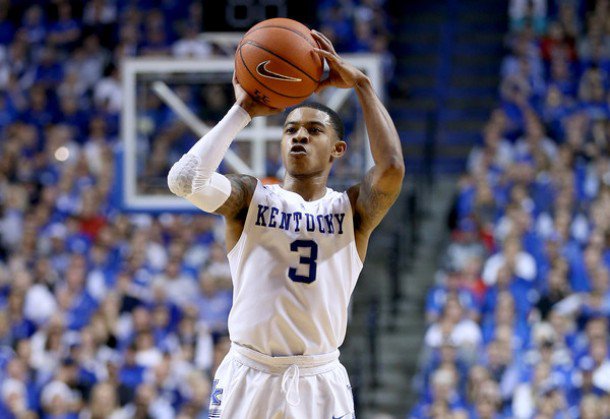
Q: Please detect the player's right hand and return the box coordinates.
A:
[233,72,282,118]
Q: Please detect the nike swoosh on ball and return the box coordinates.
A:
[256,60,302,82]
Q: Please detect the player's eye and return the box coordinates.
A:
[309,127,321,134]
[285,127,296,134]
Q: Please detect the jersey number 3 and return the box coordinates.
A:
[288,240,318,284]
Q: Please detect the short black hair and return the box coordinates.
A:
[288,102,345,141]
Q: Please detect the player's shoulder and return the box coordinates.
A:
[327,187,348,202]
[226,174,260,192]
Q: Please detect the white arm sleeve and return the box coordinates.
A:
[167,104,251,212]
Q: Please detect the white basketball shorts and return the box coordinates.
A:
[208,343,355,419]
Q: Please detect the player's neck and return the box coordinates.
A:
[282,172,328,202]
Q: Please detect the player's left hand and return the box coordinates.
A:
[312,30,368,93]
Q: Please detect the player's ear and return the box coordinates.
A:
[331,140,346,158]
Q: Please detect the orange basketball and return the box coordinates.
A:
[235,18,324,109]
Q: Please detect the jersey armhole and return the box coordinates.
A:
[227,179,263,259]
[343,191,365,267]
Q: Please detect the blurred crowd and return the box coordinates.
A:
[0,0,243,417]
[411,0,610,418]
[317,0,393,76]
[0,0,392,418]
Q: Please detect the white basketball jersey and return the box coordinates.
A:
[226,181,363,356]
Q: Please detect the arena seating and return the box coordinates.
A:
[411,0,610,417]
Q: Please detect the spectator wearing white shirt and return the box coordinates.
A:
[134,330,162,369]
[514,115,558,162]
[94,63,122,114]
[589,338,610,393]
[152,259,198,308]
[1,359,32,417]
[68,35,110,91]
[172,24,212,59]
[41,359,82,417]
[482,236,536,285]
[83,0,117,27]
[424,296,483,353]
[24,280,57,326]
[512,361,553,419]
[30,320,64,381]
[205,243,232,280]
[509,0,547,34]
[0,185,27,249]
[468,123,515,174]
[444,218,487,273]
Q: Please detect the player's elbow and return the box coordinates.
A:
[374,158,404,195]
[167,154,198,197]
[167,168,187,197]
[383,157,405,182]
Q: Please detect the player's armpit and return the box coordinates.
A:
[213,174,258,220]
[348,164,403,234]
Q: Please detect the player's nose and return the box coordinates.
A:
[291,127,310,144]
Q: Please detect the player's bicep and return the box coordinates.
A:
[212,174,257,220]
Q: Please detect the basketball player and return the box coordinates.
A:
[167,30,404,418]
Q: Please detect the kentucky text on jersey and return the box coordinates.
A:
[255,204,346,234]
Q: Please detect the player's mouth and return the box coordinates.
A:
[289,145,307,155]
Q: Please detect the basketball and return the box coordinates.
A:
[235,18,324,109]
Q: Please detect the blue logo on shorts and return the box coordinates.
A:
[211,379,223,406]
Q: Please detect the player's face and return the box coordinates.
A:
[281,108,345,176]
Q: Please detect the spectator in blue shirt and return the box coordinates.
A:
[5,288,35,342]
[58,96,89,141]
[421,339,469,399]
[118,344,145,392]
[567,356,608,411]
[566,238,600,292]
[0,7,14,45]
[409,367,468,419]
[573,266,610,323]
[426,267,479,325]
[60,258,99,331]
[21,5,46,46]
[541,84,574,138]
[33,49,65,89]
[20,84,58,137]
[570,316,608,365]
[49,2,81,51]
[548,56,578,98]
[197,271,232,335]
[483,263,535,324]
